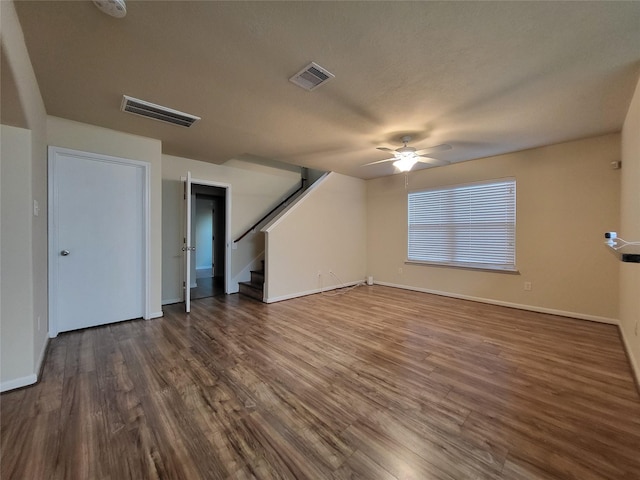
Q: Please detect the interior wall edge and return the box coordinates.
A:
[35,336,49,375]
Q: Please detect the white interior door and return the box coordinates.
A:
[184,171,192,313]
[49,148,147,335]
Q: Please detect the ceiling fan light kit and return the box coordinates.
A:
[365,135,452,172]
[393,155,419,172]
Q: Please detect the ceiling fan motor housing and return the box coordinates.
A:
[93,0,127,18]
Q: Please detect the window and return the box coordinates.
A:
[408,178,516,271]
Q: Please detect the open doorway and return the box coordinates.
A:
[190,184,226,300]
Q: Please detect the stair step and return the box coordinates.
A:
[250,270,264,284]
[238,281,263,301]
[238,259,266,302]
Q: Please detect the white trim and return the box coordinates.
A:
[619,325,640,387]
[143,156,151,320]
[48,146,151,335]
[48,151,58,336]
[162,298,182,305]
[265,280,361,304]
[185,171,192,313]
[373,281,620,325]
[1,374,37,393]
[146,310,164,320]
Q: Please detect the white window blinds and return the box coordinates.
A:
[408,178,516,271]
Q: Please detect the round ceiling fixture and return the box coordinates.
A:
[363,136,453,172]
[93,0,127,18]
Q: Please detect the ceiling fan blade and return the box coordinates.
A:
[363,157,397,166]
[416,156,450,166]
[414,144,452,155]
[376,147,396,153]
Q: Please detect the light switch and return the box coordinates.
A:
[33,200,40,217]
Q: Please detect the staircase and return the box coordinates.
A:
[235,170,328,303]
[238,260,264,301]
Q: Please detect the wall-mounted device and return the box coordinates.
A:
[604,232,640,263]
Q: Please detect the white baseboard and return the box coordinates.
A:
[1,336,50,393]
[373,281,620,325]
[265,280,362,304]
[145,311,164,320]
[619,324,640,388]
[162,298,182,306]
[0,374,37,393]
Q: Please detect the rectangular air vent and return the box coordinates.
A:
[121,95,200,127]
[289,62,335,91]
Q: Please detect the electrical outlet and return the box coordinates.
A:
[524,282,532,291]
[398,267,403,274]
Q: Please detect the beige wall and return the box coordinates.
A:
[1,126,35,385]
[620,75,640,382]
[46,116,164,316]
[264,172,367,302]
[1,0,48,391]
[367,134,621,322]
[161,154,301,302]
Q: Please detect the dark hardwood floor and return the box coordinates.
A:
[2,286,639,479]
[191,276,225,300]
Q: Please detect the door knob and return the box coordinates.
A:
[60,250,70,256]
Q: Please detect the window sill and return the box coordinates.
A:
[405,260,520,274]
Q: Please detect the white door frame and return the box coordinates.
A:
[182,176,232,298]
[184,171,192,313]
[48,146,151,337]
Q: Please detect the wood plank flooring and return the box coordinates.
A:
[2,286,639,479]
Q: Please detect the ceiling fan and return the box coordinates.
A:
[364,135,452,172]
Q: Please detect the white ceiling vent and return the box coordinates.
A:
[289,62,335,91]
[121,95,201,127]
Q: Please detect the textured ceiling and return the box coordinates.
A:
[13,1,640,179]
